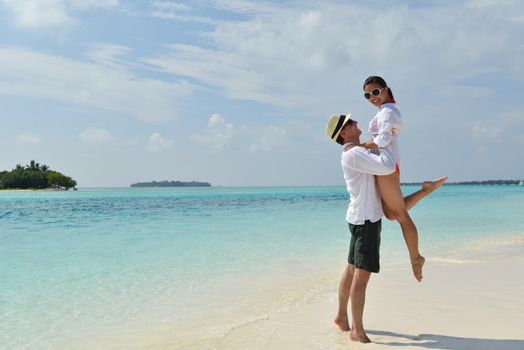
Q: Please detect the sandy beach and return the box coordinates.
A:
[213,236,524,350]
[101,235,524,350]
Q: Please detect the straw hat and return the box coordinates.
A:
[326,114,352,143]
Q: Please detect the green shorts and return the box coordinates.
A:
[348,220,381,273]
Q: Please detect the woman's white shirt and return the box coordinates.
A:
[368,103,403,165]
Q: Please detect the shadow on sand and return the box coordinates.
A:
[368,330,524,350]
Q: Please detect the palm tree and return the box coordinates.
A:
[27,160,38,171]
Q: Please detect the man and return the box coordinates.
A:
[326,113,395,343]
[327,114,447,343]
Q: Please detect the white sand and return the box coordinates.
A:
[77,236,524,349]
[215,237,524,349]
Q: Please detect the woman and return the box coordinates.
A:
[360,76,446,281]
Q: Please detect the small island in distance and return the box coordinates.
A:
[1,160,77,190]
[130,180,211,188]
[402,179,523,186]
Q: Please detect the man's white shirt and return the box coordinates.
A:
[341,145,396,225]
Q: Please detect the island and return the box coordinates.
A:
[401,179,523,186]
[0,160,77,190]
[130,180,211,188]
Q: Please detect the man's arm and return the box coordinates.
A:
[344,147,396,175]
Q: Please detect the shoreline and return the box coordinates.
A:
[70,233,524,349]
[213,235,524,349]
[5,230,523,349]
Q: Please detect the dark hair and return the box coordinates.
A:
[363,76,394,100]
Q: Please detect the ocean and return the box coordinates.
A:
[1,185,523,349]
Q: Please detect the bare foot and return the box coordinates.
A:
[334,315,350,331]
[422,176,448,195]
[411,255,425,282]
[349,330,371,343]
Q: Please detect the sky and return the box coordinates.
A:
[0,0,523,187]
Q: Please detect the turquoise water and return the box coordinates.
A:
[1,185,523,348]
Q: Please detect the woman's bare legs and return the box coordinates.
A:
[402,177,448,211]
[377,172,425,281]
[378,175,448,281]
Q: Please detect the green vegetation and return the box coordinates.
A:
[131,180,211,188]
[0,160,77,190]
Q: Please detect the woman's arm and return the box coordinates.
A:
[362,139,379,150]
[373,108,402,148]
[343,140,378,152]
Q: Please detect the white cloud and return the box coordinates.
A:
[212,0,277,16]
[144,44,287,107]
[84,43,133,67]
[1,0,119,28]
[79,128,112,143]
[248,125,287,153]
[17,133,42,144]
[472,121,502,140]
[0,47,192,122]
[152,1,190,12]
[436,85,492,99]
[145,1,221,25]
[465,0,513,8]
[191,113,288,153]
[1,0,73,28]
[469,107,524,153]
[504,108,524,122]
[208,113,225,127]
[147,132,173,152]
[191,113,235,150]
[143,1,524,114]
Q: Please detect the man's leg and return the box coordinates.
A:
[349,268,371,343]
[335,263,354,331]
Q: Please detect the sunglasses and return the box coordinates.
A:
[364,87,386,99]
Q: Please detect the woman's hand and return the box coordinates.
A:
[343,144,354,152]
[363,140,379,149]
